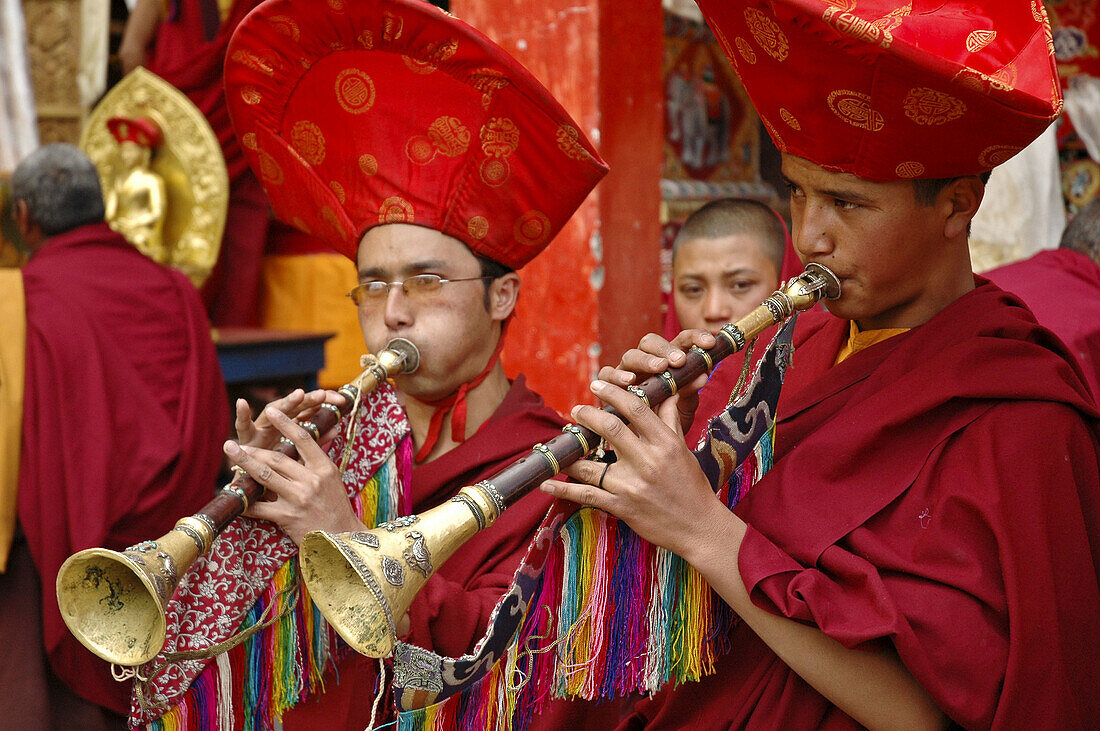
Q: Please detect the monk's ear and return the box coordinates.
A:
[487,271,521,322]
[942,175,985,239]
[13,199,31,236]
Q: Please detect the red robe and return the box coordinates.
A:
[985,247,1100,399]
[622,279,1100,729]
[283,376,567,729]
[14,223,227,715]
[147,0,262,182]
[147,0,272,326]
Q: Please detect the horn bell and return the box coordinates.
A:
[55,526,202,666]
[300,485,497,658]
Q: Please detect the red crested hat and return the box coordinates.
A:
[224,0,608,268]
[696,0,1063,181]
[107,116,164,148]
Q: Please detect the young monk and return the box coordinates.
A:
[129,1,609,728]
[543,2,1100,728]
[670,198,793,446]
[671,198,785,335]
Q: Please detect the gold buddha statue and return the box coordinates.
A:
[103,116,168,263]
[81,69,229,287]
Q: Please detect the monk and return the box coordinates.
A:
[266,223,575,729]
[670,198,790,447]
[986,198,1100,397]
[132,1,610,728]
[671,198,785,335]
[0,143,226,728]
[543,2,1100,729]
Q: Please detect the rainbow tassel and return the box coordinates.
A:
[397,424,776,731]
[146,436,411,730]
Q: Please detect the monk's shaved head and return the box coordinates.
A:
[673,198,785,274]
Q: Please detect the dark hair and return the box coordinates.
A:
[911,171,993,207]
[10,144,105,236]
[673,198,786,273]
[475,254,515,310]
[1059,199,1100,266]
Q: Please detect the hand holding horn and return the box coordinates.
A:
[55,338,420,667]
[299,265,840,658]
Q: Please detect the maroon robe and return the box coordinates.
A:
[283,376,568,729]
[147,0,272,326]
[147,0,262,182]
[623,279,1100,729]
[985,247,1100,398]
[13,223,227,716]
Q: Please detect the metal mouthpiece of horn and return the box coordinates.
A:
[384,337,420,375]
[800,262,841,300]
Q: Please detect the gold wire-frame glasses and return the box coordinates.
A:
[347,274,494,306]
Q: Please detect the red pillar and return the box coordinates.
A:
[455,0,664,414]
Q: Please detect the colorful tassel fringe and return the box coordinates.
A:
[147,437,411,730]
[398,424,775,731]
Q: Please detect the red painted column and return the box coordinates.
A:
[455,0,663,414]
[595,1,664,369]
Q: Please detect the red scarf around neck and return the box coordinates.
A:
[414,323,508,463]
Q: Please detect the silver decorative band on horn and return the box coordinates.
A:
[173,524,207,553]
[718,324,746,351]
[562,424,591,455]
[474,480,506,516]
[627,385,650,407]
[298,420,321,441]
[690,345,714,372]
[450,493,486,531]
[336,534,397,640]
[220,484,250,511]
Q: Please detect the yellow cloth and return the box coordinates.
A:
[834,320,909,365]
[260,253,364,389]
[0,269,25,572]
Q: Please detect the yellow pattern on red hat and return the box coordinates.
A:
[696,0,1063,180]
[225,0,608,268]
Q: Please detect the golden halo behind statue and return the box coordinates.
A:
[80,67,228,287]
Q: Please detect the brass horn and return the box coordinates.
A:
[299,264,841,658]
[55,338,421,667]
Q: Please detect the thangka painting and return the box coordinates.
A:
[663,9,758,186]
[661,7,771,334]
[1048,1,1100,213]
[1048,0,1100,80]
[1057,114,1100,216]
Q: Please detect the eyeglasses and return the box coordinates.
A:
[347,274,495,306]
